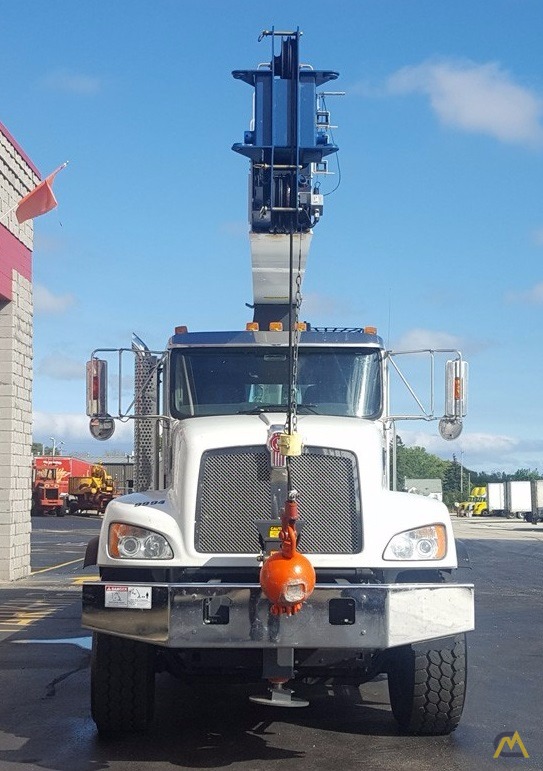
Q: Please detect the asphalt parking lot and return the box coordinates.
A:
[0,514,541,770]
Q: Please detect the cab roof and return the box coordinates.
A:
[168,328,384,349]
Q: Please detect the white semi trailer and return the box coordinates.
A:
[487,480,533,519]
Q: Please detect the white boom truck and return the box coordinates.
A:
[82,29,474,738]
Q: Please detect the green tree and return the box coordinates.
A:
[511,468,541,481]
[442,459,462,509]
[393,434,543,509]
[396,443,447,490]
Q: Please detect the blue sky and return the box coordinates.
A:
[2,1,543,473]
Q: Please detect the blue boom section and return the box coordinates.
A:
[232,30,339,235]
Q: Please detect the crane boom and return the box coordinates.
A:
[232,29,339,326]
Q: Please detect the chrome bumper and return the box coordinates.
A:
[82,582,474,649]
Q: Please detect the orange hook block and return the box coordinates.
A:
[260,548,316,615]
[259,497,316,615]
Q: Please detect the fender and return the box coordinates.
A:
[455,539,471,569]
[83,536,99,567]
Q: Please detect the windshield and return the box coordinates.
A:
[170,347,382,419]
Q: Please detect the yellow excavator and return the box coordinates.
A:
[68,464,116,516]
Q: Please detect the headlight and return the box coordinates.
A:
[108,523,173,560]
[383,524,447,561]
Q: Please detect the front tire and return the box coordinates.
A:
[387,633,467,735]
[91,632,156,736]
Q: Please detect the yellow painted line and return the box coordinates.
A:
[31,557,84,575]
[0,597,76,629]
[72,576,100,585]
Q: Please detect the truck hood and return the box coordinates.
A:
[97,414,457,570]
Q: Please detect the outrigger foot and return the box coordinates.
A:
[249,681,309,707]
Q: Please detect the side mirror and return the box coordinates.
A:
[86,358,108,417]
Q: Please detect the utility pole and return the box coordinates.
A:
[460,450,464,497]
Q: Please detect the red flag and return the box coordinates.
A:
[16,163,67,224]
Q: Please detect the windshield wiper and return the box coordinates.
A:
[297,403,318,414]
[237,405,286,414]
[237,403,318,415]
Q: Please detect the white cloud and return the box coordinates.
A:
[34,283,75,314]
[387,59,543,146]
[400,428,543,473]
[393,327,464,351]
[506,281,543,304]
[404,429,516,456]
[33,411,133,445]
[41,69,101,95]
[38,354,85,380]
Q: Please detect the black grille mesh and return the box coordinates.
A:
[196,446,361,554]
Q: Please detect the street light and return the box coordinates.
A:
[49,437,64,456]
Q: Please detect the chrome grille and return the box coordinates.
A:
[196,446,361,554]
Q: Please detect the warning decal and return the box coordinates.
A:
[104,585,152,609]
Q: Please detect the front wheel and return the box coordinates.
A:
[91,632,156,736]
[387,633,467,735]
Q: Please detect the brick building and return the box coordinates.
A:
[0,122,40,580]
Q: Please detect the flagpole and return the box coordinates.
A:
[0,161,69,226]
[50,161,69,176]
[0,202,19,225]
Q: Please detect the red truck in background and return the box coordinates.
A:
[31,456,93,517]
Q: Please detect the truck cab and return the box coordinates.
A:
[83,325,473,737]
[457,485,487,517]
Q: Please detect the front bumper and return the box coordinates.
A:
[82,582,474,649]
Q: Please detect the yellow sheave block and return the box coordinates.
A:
[278,432,303,456]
